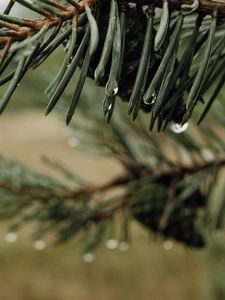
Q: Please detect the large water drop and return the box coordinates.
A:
[170,122,189,134]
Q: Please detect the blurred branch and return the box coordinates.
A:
[1,157,224,200]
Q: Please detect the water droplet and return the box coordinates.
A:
[201,149,214,162]
[163,240,174,251]
[150,97,156,105]
[33,240,46,251]
[143,92,156,105]
[128,3,136,8]
[17,83,20,87]
[118,241,129,251]
[4,232,17,243]
[170,122,189,134]
[143,98,149,105]
[83,253,95,263]
[67,137,79,148]
[105,239,118,250]
[113,87,119,96]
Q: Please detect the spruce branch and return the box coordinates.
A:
[0,149,224,247]
[0,0,224,254]
[0,0,225,128]
[0,157,224,199]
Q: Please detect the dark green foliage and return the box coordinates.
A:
[1,0,225,128]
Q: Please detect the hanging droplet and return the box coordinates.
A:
[170,122,189,134]
[143,92,156,105]
[105,239,118,250]
[67,136,79,148]
[108,103,112,111]
[150,97,156,105]
[83,253,95,263]
[113,87,119,96]
[4,232,18,243]
[128,3,136,8]
[118,241,129,252]
[17,83,20,87]
[201,149,214,162]
[163,240,174,251]
[33,240,46,251]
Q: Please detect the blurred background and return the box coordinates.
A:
[0,1,225,300]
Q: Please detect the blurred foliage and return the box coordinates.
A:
[0,74,224,251]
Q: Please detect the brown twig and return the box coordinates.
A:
[1,0,225,55]
[0,158,224,226]
[0,0,97,57]
[158,178,177,231]
[0,38,12,61]
[62,158,225,198]
[1,158,224,201]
